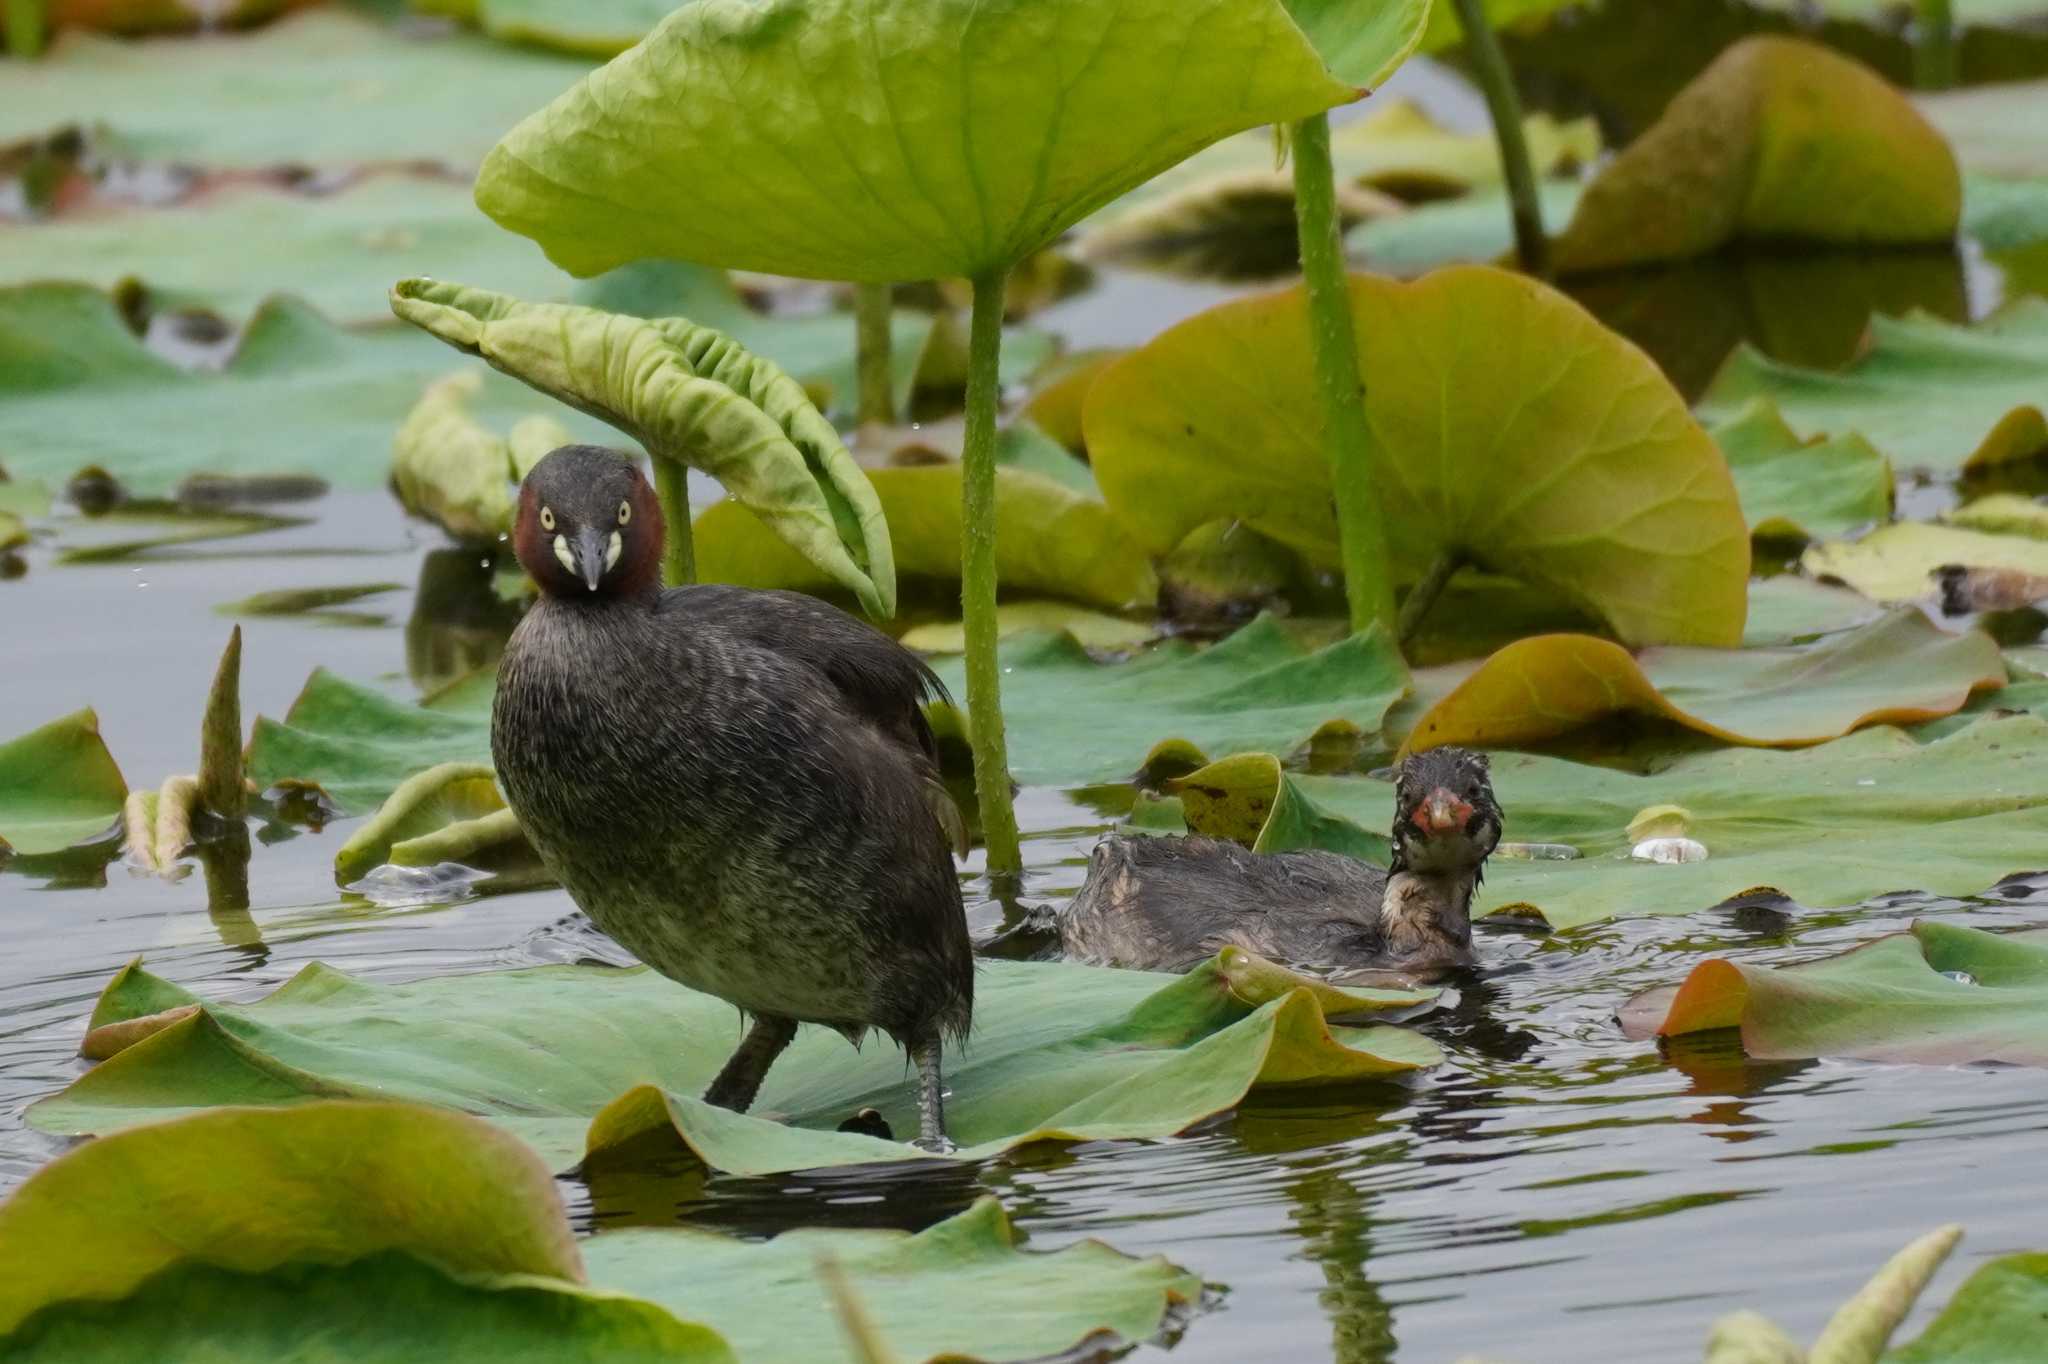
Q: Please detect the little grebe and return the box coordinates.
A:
[491,447,973,1149]
[1060,747,1501,977]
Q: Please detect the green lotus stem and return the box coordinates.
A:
[653,458,695,587]
[1290,111,1396,637]
[1448,0,1550,277]
[4,0,47,58]
[961,266,1023,876]
[1914,0,1956,89]
[854,282,895,425]
[1396,551,1465,645]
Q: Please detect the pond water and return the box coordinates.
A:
[6,475,2048,1361]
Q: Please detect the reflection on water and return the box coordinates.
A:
[405,546,523,694]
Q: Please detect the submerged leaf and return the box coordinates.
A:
[473,0,1366,282]
[1400,610,2002,753]
[1550,37,1959,273]
[0,710,126,857]
[1621,922,2048,1067]
[1086,266,1750,647]
[694,464,1158,614]
[392,279,894,618]
[32,953,1439,1173]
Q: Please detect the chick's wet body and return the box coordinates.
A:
[494,584,970,1047]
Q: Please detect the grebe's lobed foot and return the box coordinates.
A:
[910,1132,958,1155]
[836,1107,895,1140]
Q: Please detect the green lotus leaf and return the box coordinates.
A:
[1178,712,2048,929]
[1348,180,1585,274]
[1737,576,1882,648]
[1711,400,1894,542]
[1169,752,1391,862]
[1549,37,1960,274]
[1621,921,2048,1067]
[246,668,494,816]
[473,0,1368,283]
[0,509,24,551]
[0,468,51,520]
[391,372,569,543]
[0,709,127,858]
[0,1102,586,1339]
[0,9,590,171]
[0,283,607,495]
[1888,1250,2048,1363]
[898,603,1159,654]
[1699,297,2048,477]
[693,464,1158,614]
[1085,266,1751,647]
[31,953,1440,1173]
[333,762,507,882]
[391,278,894,618]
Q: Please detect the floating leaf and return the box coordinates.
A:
[1399,610,2001,753]
[333,762,509,882]
[1326,97,1597,199]
[33,952,1439,1173]
[1620,922,2048,1067]
[1348,180,1584,274]
[1197,714,2048,929]
[0,283,607,494]
[1888,1250,2048,1363]
[246,669,493,816]
[1170,752,1391,862]
[392,279,894,619]
[0,709,126,857]
[217,583,404,617]
[694,465,1157,614]
[1085,266,1750,647]
[898,604,1157,654]
[1742,575,1884,648]
[1549,37,1959,274]
[1803,521,2048,604]
[472,0,1370,283]
[1709,399,1893,541]
[1078,169,1399,281]
[1697,297,2048,476]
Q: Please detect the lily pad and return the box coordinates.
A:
[1697,297,2048,476]
[0,709,126,857]
[0,1102,1199,1364]
[1549,36,1960,274]
[1186,713,2048,929]
[1084,266,1751,647]
[31,951,1440,1173]
[0,283,609,494]
[1620,921,2048,1067]
[1889,1251,2048,1363]
[693,464,1159,614]
[1400,609,2001,753]
[473,0,1369,283]
[332,762,511,883]
[1803,521,2048,604]
[246,669,493,816]
[1348,180,1585,274]
[392,279,895,619]
[1711,399,1893,541]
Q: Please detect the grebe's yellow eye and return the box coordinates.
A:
[618,500,631,526]
[539,505,556,531]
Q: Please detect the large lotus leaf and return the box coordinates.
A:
[1803,521,2048,604]
[1887,1251,2048,1363]
[693,464,1158,613]
[1399,609,2001,753]
[392,279,894,618]
[30,952,1440,1173]
[1184,713,2048,929]
[245,669,494,816]
[0,1103,585,1338]
[1085,266,1750,647]
[0,9,591,171]
[0,710,126,857]
[1548,37,1959,275]
[473,0,1371,283]
[1415,0,1580,52]
[1710,399,1893,541]
[1621,922,2048,1067]
[0,283,608,494]
[1697,297,2048,476]
[930,613,1410,786]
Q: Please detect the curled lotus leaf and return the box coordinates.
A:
[390,279,895,618]
[471,0,1370,283]
[392,372,570,544]
[0,709,127,858]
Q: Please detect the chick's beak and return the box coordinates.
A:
[572,526,608,592]
[1417,787,1474,836]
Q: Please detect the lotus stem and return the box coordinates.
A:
[4,0,46,58]
[1397,551,1465,645]
[1914,0,1957,89]
[961,266,1023,876]
[1448,0,1550,277]
[854,281,895,425]
[1290,111,1396,637]
[653,458,695,587]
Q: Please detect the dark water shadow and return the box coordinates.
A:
[405,547,523,695]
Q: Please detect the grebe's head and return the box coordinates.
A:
[512,446,664,598]
[1391,746,1501,875]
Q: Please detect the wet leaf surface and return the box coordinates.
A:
[1621,921,2048,1066]
[32,952,1439,1172]
[1550,37,1959,274]
[0,710,126,856]
[1085,266,1751,646]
